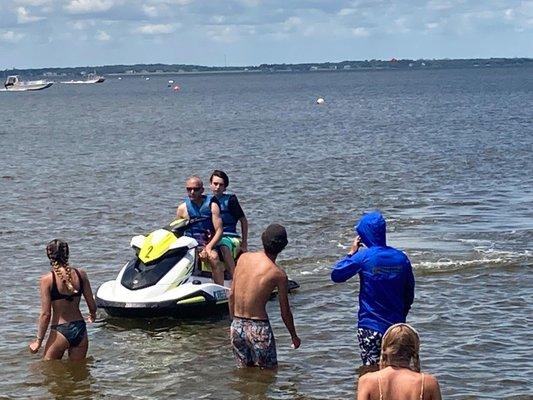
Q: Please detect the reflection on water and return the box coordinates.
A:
[229,368,278,400]
[27,358,95,399]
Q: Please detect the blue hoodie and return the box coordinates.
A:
[331,211,415,334]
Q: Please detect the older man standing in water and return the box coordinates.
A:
[176,175,224,285]
[229,224,301,369]
[331,211,415,374]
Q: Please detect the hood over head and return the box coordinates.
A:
[355,211,387,247]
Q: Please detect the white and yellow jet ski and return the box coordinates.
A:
[96,219,299,318]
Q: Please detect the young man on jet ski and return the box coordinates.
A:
[176,175,225,285]
[209,170,248,277]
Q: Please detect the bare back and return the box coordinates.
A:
[231,252,285,320]
[41,268,95,325]
[357,367,442,400]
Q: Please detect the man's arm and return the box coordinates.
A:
[277,273,300,349]
[206,202,223,251]
[239,216,248,252]
[331,251,364,283]
[229,195,248,252]
[404,262,415,318]
[229,274,235,319]
[176,203,187,219]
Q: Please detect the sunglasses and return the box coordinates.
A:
[186,186,203,192]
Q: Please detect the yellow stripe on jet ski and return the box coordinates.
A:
[176,296,206,305]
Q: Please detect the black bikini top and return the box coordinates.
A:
[50,268,83,301]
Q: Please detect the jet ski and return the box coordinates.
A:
[96,218,299,318]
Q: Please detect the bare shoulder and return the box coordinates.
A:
[40,272,52,286]
[176,202,188,217]
[357,371,378,399]
[77,268,89,280]
[358,370,378,386]
[424,373,441,393]
[235,251,251,267]
[273,264,288,281]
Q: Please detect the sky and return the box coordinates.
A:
[0,0,532,69]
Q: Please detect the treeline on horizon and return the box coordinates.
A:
[2,57,531,78]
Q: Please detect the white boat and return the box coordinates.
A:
[62,75,105,84]
[1,75,53,91]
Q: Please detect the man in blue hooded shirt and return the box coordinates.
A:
[331,211,415,370]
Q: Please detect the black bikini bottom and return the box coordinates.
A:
[51,320,87,347]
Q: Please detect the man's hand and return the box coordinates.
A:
[291,335,301,349]
[240,243,248,253]
[349,236,363,256]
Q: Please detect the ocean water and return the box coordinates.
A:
[0,67,532,399]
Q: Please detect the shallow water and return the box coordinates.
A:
[0,68,532,399]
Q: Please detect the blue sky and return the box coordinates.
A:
[0,0,532,69]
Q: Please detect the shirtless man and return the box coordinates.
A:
[176,175,224,285]
[229,224,301,369]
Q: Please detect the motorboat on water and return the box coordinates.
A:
[1,75,53,91]
[62,74,105,84]
[96,218,299,319]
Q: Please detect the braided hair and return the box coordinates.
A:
[379,323,421,372]
[46,239,78,296]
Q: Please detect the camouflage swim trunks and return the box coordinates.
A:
[230,316,277,369]
[357,327,383,365]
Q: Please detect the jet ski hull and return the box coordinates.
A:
[96,296,229,318]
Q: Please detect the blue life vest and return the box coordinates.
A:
[184,195,215,245]
[217,194,238,235]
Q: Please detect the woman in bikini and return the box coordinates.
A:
[357,323,442,400]
[29,239,97,360]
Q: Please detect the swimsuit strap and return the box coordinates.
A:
[420,373,425,400]
[378,370,383,400]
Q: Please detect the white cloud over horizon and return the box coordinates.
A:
[0,0,531,69]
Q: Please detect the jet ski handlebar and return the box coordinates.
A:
[168,217,210,235]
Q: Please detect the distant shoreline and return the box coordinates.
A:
[2,57,532,79]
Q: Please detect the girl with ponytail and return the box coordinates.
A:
[29,239,97,360]
[357,324,442,400]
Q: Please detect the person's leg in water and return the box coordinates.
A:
[43,329,69,360]
[68,332,88,361]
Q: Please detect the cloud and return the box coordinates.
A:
[142,5,159,18]
[338,8,356,17]
[96,30,110,41]
[351,26,369,37]
[0,30,25,43]
[64,0,115,14]
[14,0,53,5]
[282,16,302,32]
[136,23,176,35]
[17,6,45,24]
[69,20,92,30]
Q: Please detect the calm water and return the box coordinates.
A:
[1,68,532,399]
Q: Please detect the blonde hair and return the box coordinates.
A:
[46,239,78,296]
[380,323,421,372]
